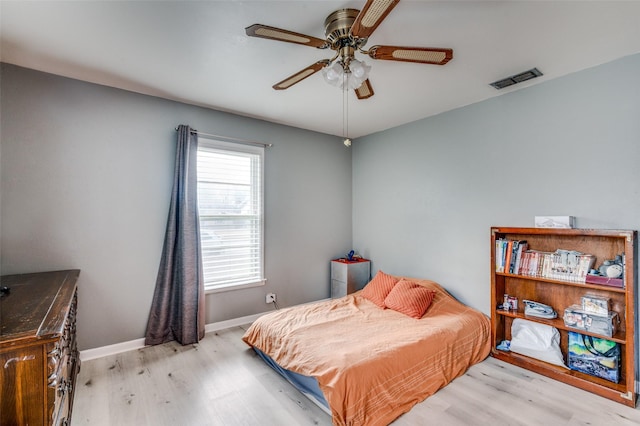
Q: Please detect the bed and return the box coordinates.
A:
[242,273,491,426]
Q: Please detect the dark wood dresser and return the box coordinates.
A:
[1,270,80,426]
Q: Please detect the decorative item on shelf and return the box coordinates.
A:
[523,300,557,319]
[568,332,620,383]
[335,249,365,263]
[563,305,619,337]
[598,256,624,278]
[581,294,611,317]
[496,340,511,351]
[585,255,625,289]
[501,294,518,311]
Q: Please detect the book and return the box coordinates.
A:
[494,240,594,283]
[525,249,596,283]
[513,241,528,274]
[520,250,531,276]
[504,240,513,274]
[508,241,519,273]
[577,254,596,283]
[495,239,506,272]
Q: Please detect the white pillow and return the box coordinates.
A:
[510,318,568,368]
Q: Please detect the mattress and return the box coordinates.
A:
[253,347,330,413]
[243,277,490,426]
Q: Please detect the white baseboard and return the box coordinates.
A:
[79,311,266,362]
[79,338,146,362]
[204,312,264,334]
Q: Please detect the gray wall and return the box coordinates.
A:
[353,53,640,316]
[0,64,353,350]
[3,53,640,352]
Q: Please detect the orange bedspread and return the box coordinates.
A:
[242,278,490,426]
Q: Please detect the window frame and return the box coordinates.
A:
[197,138,266,293]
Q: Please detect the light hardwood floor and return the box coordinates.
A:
[71,325,640,425]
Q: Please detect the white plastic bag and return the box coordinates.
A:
[510,318,568,368]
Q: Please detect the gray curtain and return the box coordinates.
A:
[145,124,205,346]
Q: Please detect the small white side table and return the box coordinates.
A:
[330,258,371,298]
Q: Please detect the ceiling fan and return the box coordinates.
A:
[245,0,453,100]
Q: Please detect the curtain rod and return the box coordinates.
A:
[175,127,273,148]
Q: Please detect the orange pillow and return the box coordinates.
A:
[384,279,436,319]
[360,271,399,308]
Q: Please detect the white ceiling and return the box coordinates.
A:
[2,1,639,139]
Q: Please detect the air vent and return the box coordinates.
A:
[490,68,543,90]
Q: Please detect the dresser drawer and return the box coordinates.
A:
[1,270,80,426]
[0,345,45,425]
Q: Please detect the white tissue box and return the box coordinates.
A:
[534,216,575,228]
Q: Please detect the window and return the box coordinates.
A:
[197,139,265,292]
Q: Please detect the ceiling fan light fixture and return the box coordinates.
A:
[322,59,370,90]
[346,59,370,90]
[322,62,344,86]
[350,58,370,79]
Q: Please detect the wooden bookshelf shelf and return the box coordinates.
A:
[495,272,628,294]
[495,309,627,344]
[491,227,637,407]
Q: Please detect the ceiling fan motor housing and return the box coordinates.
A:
[324,9,364,49]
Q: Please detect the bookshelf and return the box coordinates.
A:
[490,227,637,407]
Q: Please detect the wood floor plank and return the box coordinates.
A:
[72,326,640,425]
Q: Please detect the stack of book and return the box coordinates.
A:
[495,240,528,274]
[495,239,595,283]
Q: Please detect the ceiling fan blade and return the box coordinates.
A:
[367,45,453,65]
[246,24,328,49]
[355,79,374,100]
[273,60,330,90]
[350,0,400,39]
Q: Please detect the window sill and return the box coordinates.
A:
[205,279,267,294]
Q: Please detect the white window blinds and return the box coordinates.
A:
[197,139,264,291]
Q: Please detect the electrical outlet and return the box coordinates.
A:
[266,293,276,304]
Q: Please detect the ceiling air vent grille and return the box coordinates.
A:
[490,68,543,90]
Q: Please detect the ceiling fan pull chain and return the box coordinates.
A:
[343,78,347,139]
